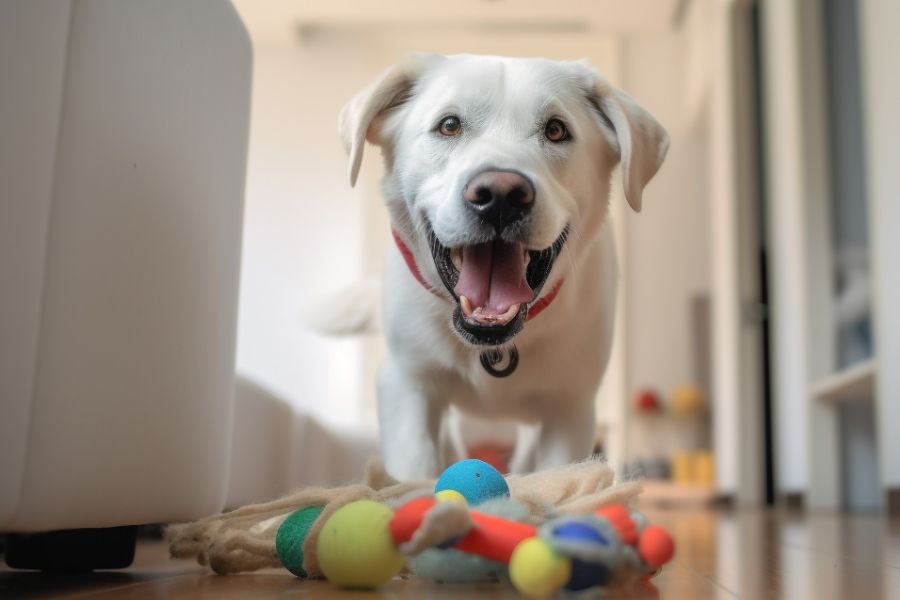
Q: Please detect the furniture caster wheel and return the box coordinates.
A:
[5,526,137,572]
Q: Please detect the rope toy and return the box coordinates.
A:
[310,496,676,595]
[294,460,672,596]
[166,456,649,594]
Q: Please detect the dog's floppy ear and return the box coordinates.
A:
[577,66,670,212]
[339,54,440,187]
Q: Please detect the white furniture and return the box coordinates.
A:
[858,0,900,514]
[227,376,380,508]
[0,0,251,546]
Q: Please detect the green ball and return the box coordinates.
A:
[275,506,324,577]
[317,500,404,589]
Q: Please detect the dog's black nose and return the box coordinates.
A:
[463,170,534,230]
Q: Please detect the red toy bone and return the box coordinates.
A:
[390,496,537,563]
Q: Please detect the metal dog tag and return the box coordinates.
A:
[479,346,519,378]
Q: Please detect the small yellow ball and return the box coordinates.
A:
[671,384,705,415]
[435,489,468,505]
[509,538,572,598]
[316,500,404,589]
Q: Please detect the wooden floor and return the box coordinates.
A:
[2,507,899,599]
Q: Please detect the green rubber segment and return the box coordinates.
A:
[275,506,325,577]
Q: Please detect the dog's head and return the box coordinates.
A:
[340,54,668,347]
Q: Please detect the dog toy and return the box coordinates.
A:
[292,461,674,597]
[509,537,572,596]
[316,500,405,588]
[434,458,510,505]
[387,494,674,597]
[167,456,644,582]
[269,460,674,595]
[671,383,705,415]
[635,388,662,413]
[391,496,536,562]
[275,506,323,577]
[407,490,522,583]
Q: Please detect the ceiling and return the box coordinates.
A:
[233,0,687,45]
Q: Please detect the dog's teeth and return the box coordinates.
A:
[523,252,531,268]
[451,248,463,271]
[460,295,474,317]
[470,303,522,326]
[498,303,520,324]
[463,299,521,325]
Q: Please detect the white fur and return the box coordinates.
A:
[339,54,669,480]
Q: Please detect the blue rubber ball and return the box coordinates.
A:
[565,558,614,591]
[553,521,610,546]
[434,459,509,506]
[548,519,618,591]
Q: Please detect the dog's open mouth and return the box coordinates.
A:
[428,225,569,346]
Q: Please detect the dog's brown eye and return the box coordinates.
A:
[439,116,462,136]
[545,119,569,142]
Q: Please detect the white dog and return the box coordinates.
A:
[339,54,668,480]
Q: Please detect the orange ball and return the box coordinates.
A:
[638,525,675,568]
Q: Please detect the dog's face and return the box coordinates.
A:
[340,54,668,347]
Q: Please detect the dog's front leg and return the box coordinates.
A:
[535,403,597,471]
[377,362,445,480]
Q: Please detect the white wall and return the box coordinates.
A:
[235,36,374,429]
[623,61,711,395]
[619,27,712,459]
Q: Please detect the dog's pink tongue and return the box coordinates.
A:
[454,240,532,313]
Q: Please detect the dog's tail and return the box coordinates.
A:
[302,276,382,335]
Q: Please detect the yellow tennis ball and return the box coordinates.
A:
[509,537,572,597]
[316,500,404,589]
[435,489,468,505]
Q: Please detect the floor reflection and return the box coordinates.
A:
[2,508,898,599]
[643,506,900,599]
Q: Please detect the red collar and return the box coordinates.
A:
[391,229,563,322]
